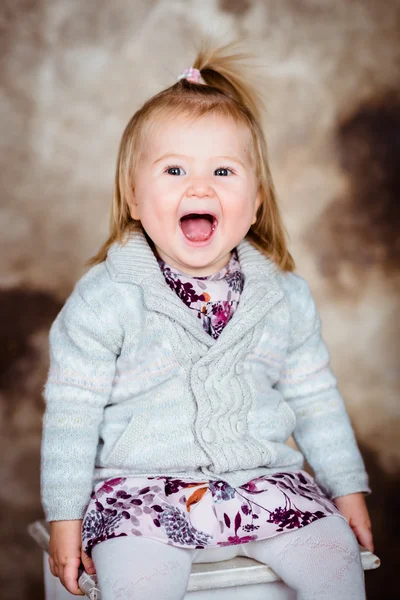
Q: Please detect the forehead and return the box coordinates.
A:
[142,113,254,162]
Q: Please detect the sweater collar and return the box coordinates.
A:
[105,229,284,352]
[106,229,279,281]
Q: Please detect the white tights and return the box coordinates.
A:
[92,515,366,599]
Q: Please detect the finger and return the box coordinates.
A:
[81,550,96,574]
[62,563,85,596]
[362,530,374,553]
[48,555,58,578]
[352,524,374,553]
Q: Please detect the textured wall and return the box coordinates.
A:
[1,1,399,598]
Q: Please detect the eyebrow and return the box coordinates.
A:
[152,154,247,168]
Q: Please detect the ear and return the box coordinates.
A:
[128,188,140,220]
[251,190,262,225]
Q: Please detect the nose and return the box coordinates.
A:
[185,179,215,198]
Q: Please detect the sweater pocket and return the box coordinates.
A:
[247,393,297,447]
[100,381,204,471]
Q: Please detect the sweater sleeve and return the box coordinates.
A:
[275,274,371,500]
[41,281,120,521]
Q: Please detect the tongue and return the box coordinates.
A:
[180,216,213,241]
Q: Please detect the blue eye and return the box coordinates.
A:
[166,166,185,176]
[214,167,233,176]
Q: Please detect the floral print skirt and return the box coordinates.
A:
[81,470,347,557]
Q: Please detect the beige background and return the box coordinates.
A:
[1,1,399,598]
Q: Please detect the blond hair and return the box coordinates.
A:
[86,42,295,271]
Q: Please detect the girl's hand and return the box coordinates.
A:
[49,520,96,595]
[332,492,374,553]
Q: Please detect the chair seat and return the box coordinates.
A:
[28,520,381,600]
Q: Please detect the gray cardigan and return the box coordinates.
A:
[41,230,371,521]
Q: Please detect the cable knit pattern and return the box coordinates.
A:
[40,230,371,521]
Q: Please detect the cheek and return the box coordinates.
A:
[138,193,179,231]
[224,187,257,219]
[137,182,170,211]
[151,177,181,199]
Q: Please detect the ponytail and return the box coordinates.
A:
[192,41,265,123]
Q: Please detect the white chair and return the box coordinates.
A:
[29,520,381,600]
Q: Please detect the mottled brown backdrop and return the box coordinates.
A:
[1,1,399,598]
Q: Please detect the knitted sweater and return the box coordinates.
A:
[41,230,371,521]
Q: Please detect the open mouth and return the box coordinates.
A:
[179,213,218,243]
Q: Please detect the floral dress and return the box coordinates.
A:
[81,249,346,557]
